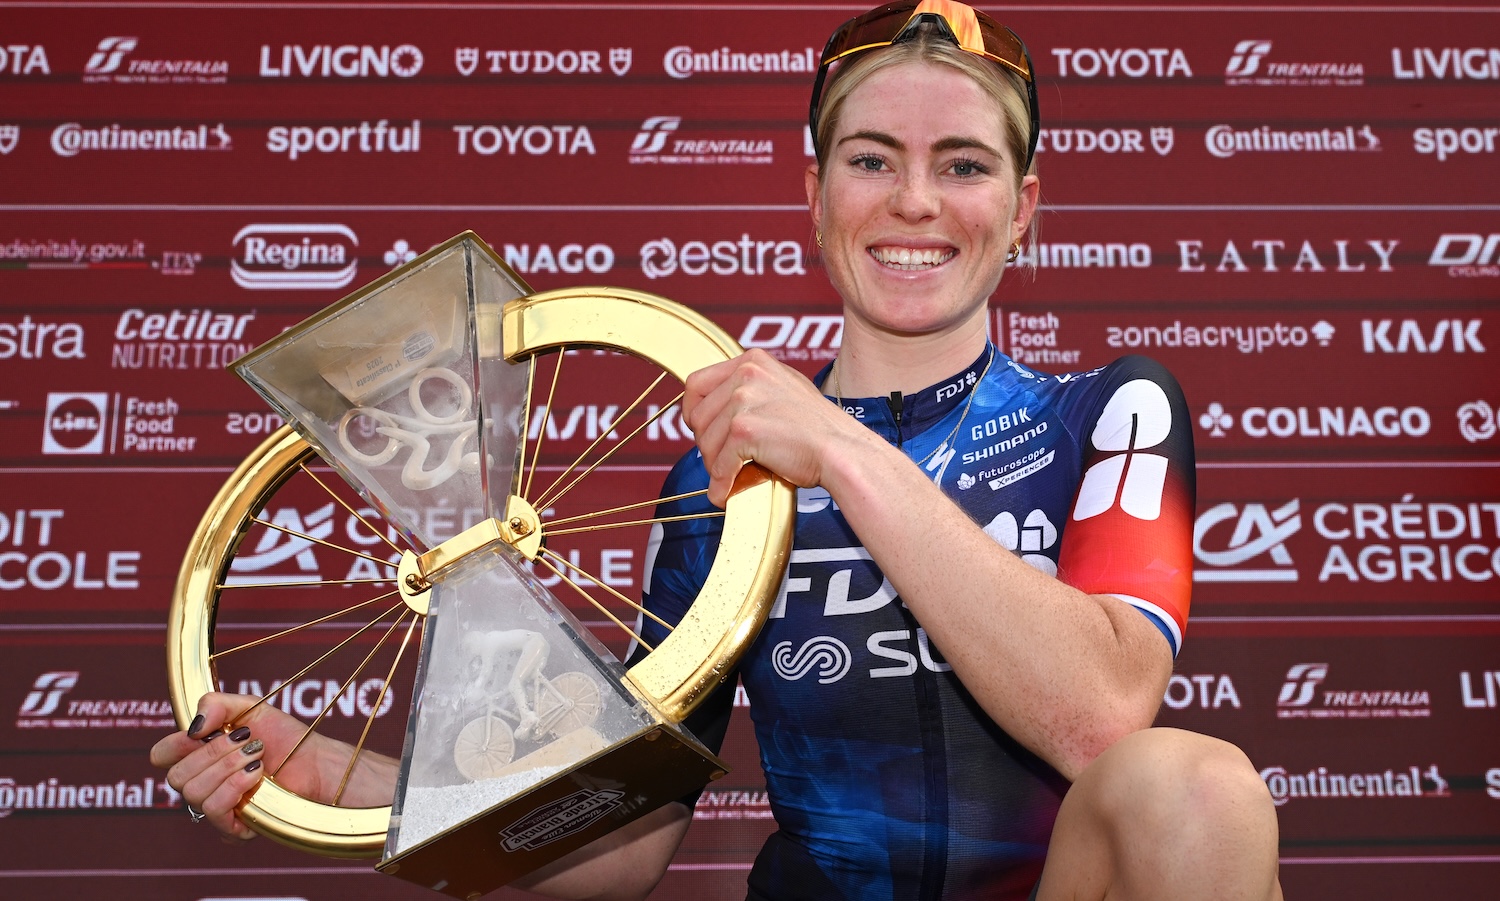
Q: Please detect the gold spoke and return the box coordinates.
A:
[546,510,725,538]
[218,577,394,590]
[540,545,657,650]
[543,488,711,529]
[228,599,408,724]
[523,349,565,501]
[534,379,677,511]
[210,591,401,659]
[531,545,666,635]
[515,348,537,497]
[297,461,405,556]
[334,613,419,807]
[274,610,412,778]
[248,516,396,568]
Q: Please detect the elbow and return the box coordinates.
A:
[1056,693,1161,781]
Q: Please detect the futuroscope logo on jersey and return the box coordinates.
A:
[639,235,805,279]
[231,224,358,290]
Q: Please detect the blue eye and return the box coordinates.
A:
[851,154,885,171]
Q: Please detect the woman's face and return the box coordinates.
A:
[806,60,1038,341]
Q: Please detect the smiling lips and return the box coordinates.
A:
[869,246,956,270]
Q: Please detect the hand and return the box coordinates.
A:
[150,692,376,841]
[684,349,862,506]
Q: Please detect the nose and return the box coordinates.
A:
[888,169,941,222]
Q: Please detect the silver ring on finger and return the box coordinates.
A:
[187,803,207,824]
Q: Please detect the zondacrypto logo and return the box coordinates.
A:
[1259,764,1448,806]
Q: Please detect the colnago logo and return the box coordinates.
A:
[1198,403,1432,439]
[1205,124,1379,158]
[259,44,423,78]
[0,315,86,360]
[0,775,179,817]
[1036,127,1174,155]
[739,315,843,362]
[1052,47,1192,78]
[231,224,358,290]
[663,45,816,79]
[501,243,614,275]
[1414,126,1499,162]
[51,122,230,157]
[1072,380,1172,522]
[453,124,593,156]
[15,671,173,729]
[628,117,772,165]
[1362,317,1485,352]
[1162,673,1241,710]
[1177,239,1397,273]
[268,120,420,160]
[453,47,631,77]
[17,672,79,716]
[82,36,227,83]
[1458,400,1497,443]
[1016,242,1151,269]
[43,393,108,454]
[1277,662,1430,718]
[1261,764,1449,805]
[1429,234,1500,278]
[0,43,50,75]
[1313,496,1500,584]
[1109,320,1334,354]
[639,235,804,279]
[1194,501,1301,582]
[1392,47,1500,80]
[1223,39,1364,86]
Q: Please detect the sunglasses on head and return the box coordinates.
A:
[808,0,1040,173]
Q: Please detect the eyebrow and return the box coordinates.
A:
[837,130,1003,159]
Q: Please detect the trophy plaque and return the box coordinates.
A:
[167,233,795,898]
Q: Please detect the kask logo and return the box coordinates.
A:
[1073,380,1172,522]
[1194,500,1301,582]
[18,672,79,716]
[631,117,679,154]
[1277,663,1329,707]
[85,36,137,74]
[772,637,852,684]
[1226,40,1272,77]
[43,393,108,454]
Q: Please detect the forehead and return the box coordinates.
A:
[836,60,1008,147]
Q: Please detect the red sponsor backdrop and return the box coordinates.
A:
[2,1,1498,899]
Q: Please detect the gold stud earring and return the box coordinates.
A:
[1007,241,1020,262]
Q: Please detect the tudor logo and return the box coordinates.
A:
[0,125,18,155]
[231,224,358,290]
[1151,126,1174,155]
[456,47,478,76]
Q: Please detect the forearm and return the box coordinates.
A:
[511,802,690,900]
[821,430,1171,779]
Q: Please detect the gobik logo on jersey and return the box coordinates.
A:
[1194,501,1301,582]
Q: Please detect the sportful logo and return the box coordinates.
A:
[18,672,80,716]
[772,637,852,684]
[1194,501,1301,582]
[1072,380,1172,521]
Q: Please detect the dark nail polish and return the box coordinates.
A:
[229,726,251,743]
[244,759,263,774]
[241,738,264,756]
[199,730,224,744]
[186,714,205,737]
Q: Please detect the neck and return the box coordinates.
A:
[829,318,990,398]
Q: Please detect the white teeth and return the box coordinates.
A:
[870,247,954,270]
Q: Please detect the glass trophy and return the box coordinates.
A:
[227,233,788,898]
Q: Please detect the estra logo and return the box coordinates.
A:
[231,223,358,290]
[639,235,804,279]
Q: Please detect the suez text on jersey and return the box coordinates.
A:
[1177,239,1398,272]
[0,508,139,591]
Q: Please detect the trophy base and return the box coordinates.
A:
[377,720,726,899]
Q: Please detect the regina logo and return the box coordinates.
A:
[43,393,108,454]
[231,224,358,290]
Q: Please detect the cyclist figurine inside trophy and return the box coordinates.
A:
[169,233,794,898]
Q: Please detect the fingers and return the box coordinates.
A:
[148,692,250,770]
[190,731,268,837]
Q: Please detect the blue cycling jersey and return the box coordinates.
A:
[635,347,1196,901]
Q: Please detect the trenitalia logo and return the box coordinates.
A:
[663,46,816,79]
[84,37,137,74]
[1205,124,1379,158]
[82,36,227,84]
[231,224,358,290]
[18,672,79,716]
[1224,39,1364,86]
[259,44,423,78]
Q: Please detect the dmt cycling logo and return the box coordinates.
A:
[1194,501,1301,582]
[17,672,79,717]
[639,236,804,278]
[1276,662,1430,719]
[739,315,843,362]
[1458,400,1497,443]
[43,393,108,454]
[1224,39,1364,86]
[1072,379,1173,521]
[259,44,422,78]
[454,47,631,77]
[231,224,358,290]
[82,36,228,84]
[772,637,853,684]
[1429,234,1500,278]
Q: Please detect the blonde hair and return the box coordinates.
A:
[812,27,1039,254]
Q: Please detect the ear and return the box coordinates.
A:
[804,162,823,235]
[1011,173,1040,245]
